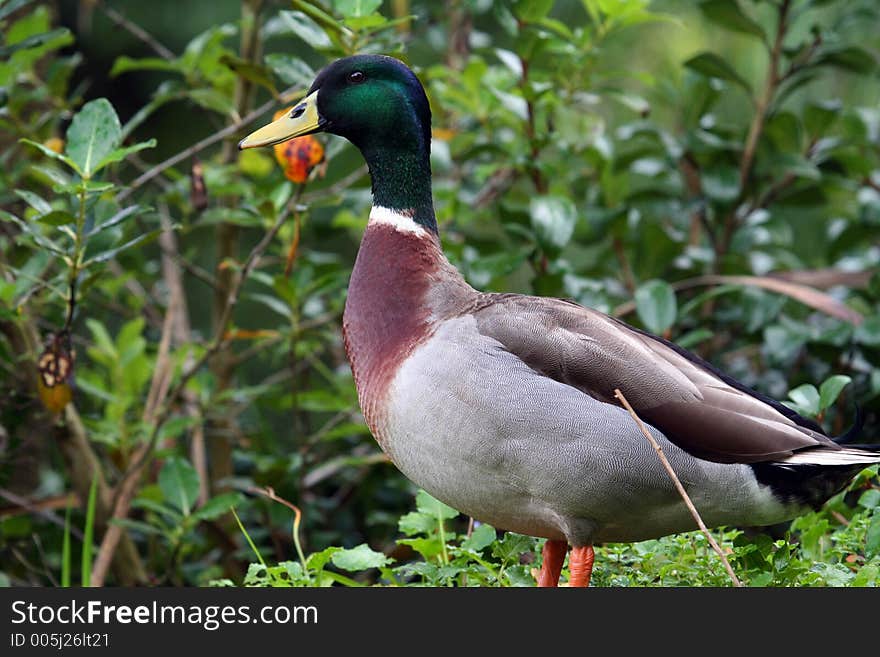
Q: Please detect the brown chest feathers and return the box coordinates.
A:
[342,221,476,436]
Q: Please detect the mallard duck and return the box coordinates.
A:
[240,55,880,587]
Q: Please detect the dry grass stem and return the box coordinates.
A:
[613,388,742,587]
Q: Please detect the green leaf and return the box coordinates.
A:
[265,54,315,87]
[491,532,533,562]
[858,489,880,510]
[307,546,341,573]
[249,293,293,320]
[35,210,76,226]
[65,98,122,178]
[818,375,851,412]
[330,544,392,571]
[605,89,651,116]
[277,10,333,50]
[0,27,71,58]
[85,205,144,237]
[0,0,34,22]
[855,316,880,346]
[415,490,459,520]
[530,195,577,254]
[635,279,677,334]
[698,1,765,40]
[158,456,201,516]
[804,100,841,137]
[787,384,820,416]
[334,0,383,18]
[96,139,157,171]
[513,0,554,22]
[0,210,66,255]
[813,46,878,74]
[14,189,52,215]
[131,497,184,521]
[495,48,523,77]
[191,492,243,522]
[397,537,444,560]
[398,510,435,536]
[83,229,160,266]
[110,55,183,77]
[186,88,236,118]
[460,524,496,552]
[54,180,115,195]
[684,52,751,93]
[490,86,529,121]
[702,165,740,202]
[866,513,880,559]
[220,55,278,96]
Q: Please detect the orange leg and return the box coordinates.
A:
[537,539,568,587]
[568,545,595,587]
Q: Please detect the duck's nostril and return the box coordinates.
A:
[290,105,305,119]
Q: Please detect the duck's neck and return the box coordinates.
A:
[359,141,437,234]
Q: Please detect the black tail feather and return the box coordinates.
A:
[833,403,864,445]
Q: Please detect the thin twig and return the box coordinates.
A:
[88,192,302,586]
[613,388,741,586]
[89,276,180,586]
[248,486,308,577]
[719,0,791,261]
[158,203,208,506]
[96,0,175,61]
[612,273,863,325]
[116,84,301,203]
[0,489,83,540]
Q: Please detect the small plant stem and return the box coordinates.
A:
[88,193,300,586]
[81,473,98,587]
[61,504,71,587]
[249,486,310,581]
[613,388,742,587]
[438,512,449,565]
[208,0,267,497]
[231,507,266,568]
[518,53,547,195]
[62,186,88,334]
[718,0,791,265]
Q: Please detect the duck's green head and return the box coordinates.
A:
[240,55,436,233]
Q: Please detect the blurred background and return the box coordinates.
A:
[1,0,878,586]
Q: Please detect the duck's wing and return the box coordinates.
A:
[470,293,839,464]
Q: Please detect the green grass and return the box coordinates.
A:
[228,470,880,587]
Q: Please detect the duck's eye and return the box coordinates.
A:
[348,71,365,84]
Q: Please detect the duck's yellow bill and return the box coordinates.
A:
[239,91,321,149]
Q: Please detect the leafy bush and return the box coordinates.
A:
[1,0,878,587]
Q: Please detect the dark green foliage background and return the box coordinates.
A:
[1,0,879,586]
